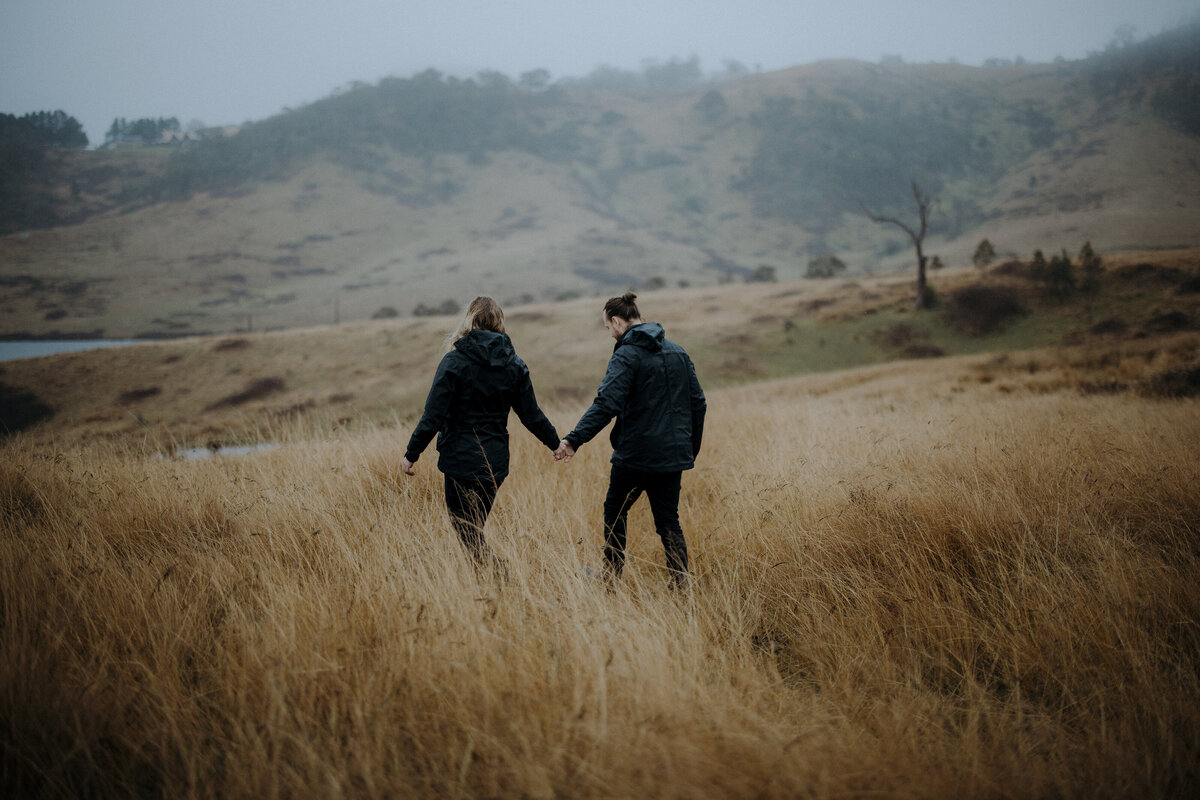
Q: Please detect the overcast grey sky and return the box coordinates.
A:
[2,0,1195,146]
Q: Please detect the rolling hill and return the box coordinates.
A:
[2,25,1199,339]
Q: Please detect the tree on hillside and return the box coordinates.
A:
[861,181,935,309]
[805,254,847,278]
[1043,250,1076,300]
[747,264,777,283]
[16,111,88,148]
[1030,249,1048,280]
[0,110,87,233]
[519,69,551,91]
[1079,241,1103,292]
[694,89,728,123]
[973,238,997,269]
[1,110,88,150]
[641,56,703,91]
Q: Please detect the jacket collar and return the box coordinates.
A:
[616,321,664,353]
[454,329,514,366]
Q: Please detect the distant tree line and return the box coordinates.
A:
[1027,242,1103,300]
[105,116,181,146]
[559,57,707,95]
[153,69,585,200]
[1084,20,1200,136]
[2,110,88,149]
[0,110,88,233]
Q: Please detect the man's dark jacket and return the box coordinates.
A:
[404,330,559,482]
[565,322,706,472]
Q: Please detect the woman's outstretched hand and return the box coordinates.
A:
[553,439,575,463]
[401,457,416,475]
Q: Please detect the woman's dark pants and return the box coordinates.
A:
[602,465,689,588]
[444,475,506,573]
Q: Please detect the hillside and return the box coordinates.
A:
[1,248,1197,451]
[2,27,1200,339]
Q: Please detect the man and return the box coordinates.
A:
[555,292,706,589]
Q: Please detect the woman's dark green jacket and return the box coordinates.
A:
[404,330,559,482]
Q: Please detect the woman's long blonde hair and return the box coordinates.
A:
[446,296,505,350]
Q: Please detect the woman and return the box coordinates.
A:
[402,296,559,568]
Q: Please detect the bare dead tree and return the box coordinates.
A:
[861,181,934,309]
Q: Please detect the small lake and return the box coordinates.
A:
[163,443,281,461]
[0,340,143,362]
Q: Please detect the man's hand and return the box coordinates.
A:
[401,457,416,475]
[553,439,576,463]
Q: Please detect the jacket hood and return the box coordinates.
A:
[618,322,664,353]
[454,329,515,367]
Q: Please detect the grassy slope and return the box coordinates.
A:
[2,297,1198,797]
[1,249,1197,452]
[3,61,1200,339]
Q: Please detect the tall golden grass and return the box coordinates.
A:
[3,361,1199,797]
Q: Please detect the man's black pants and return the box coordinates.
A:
[602,464,688,585]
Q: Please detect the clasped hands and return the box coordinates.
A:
[401,443,574,476]
[553,439,576,463]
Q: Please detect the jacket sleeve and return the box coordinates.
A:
[512,366,560,450]
[688,355,706,458]
[565,350,635,449]
[404,354,456,462]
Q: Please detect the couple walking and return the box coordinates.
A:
[401,292,707,589]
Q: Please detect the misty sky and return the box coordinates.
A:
[2,0,1195,146]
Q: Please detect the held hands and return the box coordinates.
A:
[401,457,416,476]
[553,439,576,463]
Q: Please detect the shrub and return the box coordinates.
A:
[694,89,729,123]
[747,265,777,283]
[1112,263,1183,283]
[0,382,54,435]
[413,299,460,316]
[805,255,846,279]
[1139,364,1200,398]
[1089,317,1127,336]
[921,283,939,308]
[1144,310,1192,333]
[943,284,1025,335]
[901,343,945,358]
[205,377,285,410]
[990,260,1027,278]
[116,387,162,405]
[872,322,921,349]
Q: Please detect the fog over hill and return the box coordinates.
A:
[1,22,1199,339]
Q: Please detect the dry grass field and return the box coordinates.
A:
[3,258,1200,796]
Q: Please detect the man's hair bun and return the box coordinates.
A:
[604,291,641,322]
